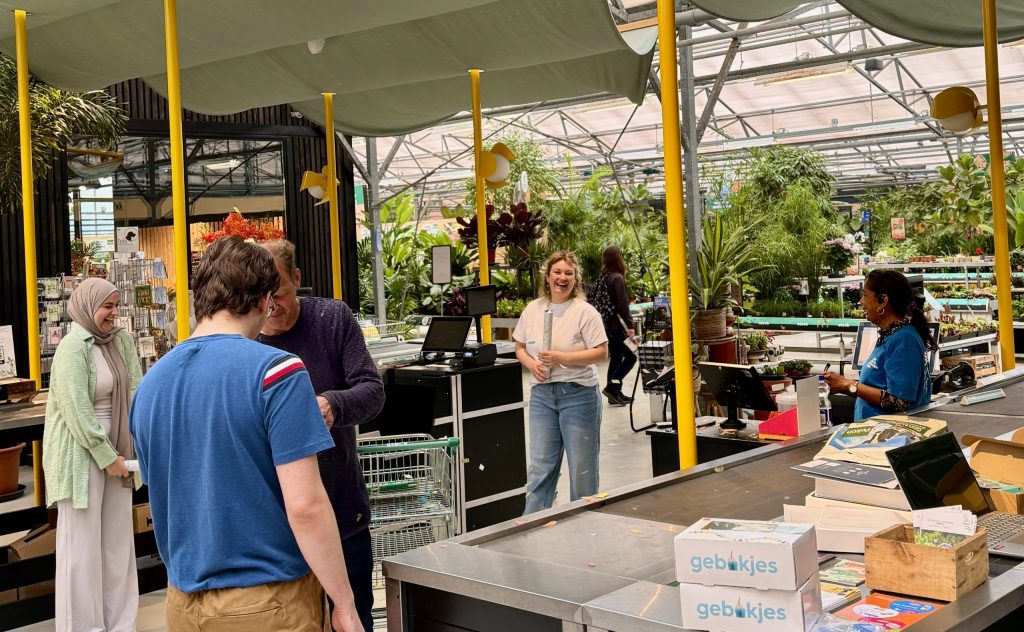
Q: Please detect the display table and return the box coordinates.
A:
[384,378,1024,631]
[0,402,165,631]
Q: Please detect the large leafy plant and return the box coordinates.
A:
[689,212,772,310]
[0,55,126,214]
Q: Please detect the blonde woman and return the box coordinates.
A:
[513,251,608,514]
[43,277,142,632]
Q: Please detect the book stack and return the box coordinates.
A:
[674,518,823,632]
[794,460,910,511]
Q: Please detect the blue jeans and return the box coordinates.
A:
[523,382,602,515]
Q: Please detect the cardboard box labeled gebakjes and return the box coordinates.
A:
[678,573,822,632]
[674,518,818,590]
[964,427,1024,514]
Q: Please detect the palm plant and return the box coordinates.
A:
[689,212,772,310]
[0,54,126,214]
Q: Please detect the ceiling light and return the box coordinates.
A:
[722,135,776,150]
[307,39,326,55]
[754,62,854,86]
[203,159,241,171]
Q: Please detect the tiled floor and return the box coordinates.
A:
[13,360,657,631]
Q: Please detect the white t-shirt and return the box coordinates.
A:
[513,297,608,387]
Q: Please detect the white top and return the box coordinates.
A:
[513,297,608,387]
[91,344,114,416]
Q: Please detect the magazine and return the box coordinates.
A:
[814,416,947,466]
[818,559,866,587]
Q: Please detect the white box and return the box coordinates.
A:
[674,518,818,590]
[679,573,822,632]
[784,504,907,553]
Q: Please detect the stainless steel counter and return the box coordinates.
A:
[384,381,1024,631]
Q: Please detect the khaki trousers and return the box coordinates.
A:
[165,573,329,632]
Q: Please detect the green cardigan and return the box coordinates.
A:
[42,323,142,509]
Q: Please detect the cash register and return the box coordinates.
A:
[419,315,496,367]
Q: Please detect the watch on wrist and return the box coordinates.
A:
[848,381,859,395]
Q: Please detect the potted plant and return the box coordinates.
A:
[690,213,771,340]
[456,204,506,264]
[691,340,708,394]
[779,359,813,378]
[758,365,792,396]
[0,442,25,496]
[744,332,770,362]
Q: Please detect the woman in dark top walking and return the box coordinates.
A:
[593,246,636,406]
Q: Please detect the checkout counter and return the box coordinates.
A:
[383,372,1024,631]
[366,316,526,531]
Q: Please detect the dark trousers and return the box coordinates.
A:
[605,328,637,391]
[331,527,375,632]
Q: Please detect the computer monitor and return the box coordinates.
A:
[421,316,473,354]
[465,285,497,317]
[852,321,940,371]
[886,432,989,514]
[697,362,778,430]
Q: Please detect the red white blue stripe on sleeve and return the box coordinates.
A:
[262,356,306,390]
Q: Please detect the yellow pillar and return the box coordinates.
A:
[324,93,342,300]
[657,0,697,468]
[983,0,1016,371]
[469,69,492,343]
[15,10,39,388]
[15,9,45,507]
[163,0,190,343]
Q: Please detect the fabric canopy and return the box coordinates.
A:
[0,0,656,137]
[690,0,1024,47]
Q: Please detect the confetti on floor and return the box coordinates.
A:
[586,561,597,567]
[542,520,558,528]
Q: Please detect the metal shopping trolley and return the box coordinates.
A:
[356,434,461,589]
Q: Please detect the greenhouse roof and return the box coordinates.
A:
[354,1,1024,206]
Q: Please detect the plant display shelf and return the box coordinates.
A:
[737,316,862,333]
[863,261,995,270]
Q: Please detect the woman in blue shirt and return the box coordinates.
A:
[825,270,936,420]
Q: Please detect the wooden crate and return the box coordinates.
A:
[864,524,988,602]
[0,378,37,404]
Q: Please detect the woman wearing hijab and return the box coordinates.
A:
[43,277,143,632]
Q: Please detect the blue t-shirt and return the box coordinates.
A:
[129,334,334,593]
[855,325,932,420]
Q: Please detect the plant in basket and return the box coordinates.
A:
[779,359,812,377]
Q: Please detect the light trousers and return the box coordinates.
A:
[55,411,138,632]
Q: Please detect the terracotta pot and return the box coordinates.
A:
[693,308,726,340]
[0,443,25,495]
[761,377,793,401]
[707,339,737,363]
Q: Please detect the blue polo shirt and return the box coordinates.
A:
[130,334,334,593]
[855,325,932,420]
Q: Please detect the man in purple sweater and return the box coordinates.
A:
[258,240,385,632]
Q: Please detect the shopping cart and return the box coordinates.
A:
[356,434,461,589]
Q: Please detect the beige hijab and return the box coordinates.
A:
[67,278,133,462]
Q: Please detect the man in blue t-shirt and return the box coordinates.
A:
[130,236,361,632]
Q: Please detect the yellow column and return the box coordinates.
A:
[15,10,39,388]
[469,69,492,343]
[658,0,697,468]
[163,0,190,342]
[983,0,1016,371]
[15,9,45,507]
[324,93,342,300]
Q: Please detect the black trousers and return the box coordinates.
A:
[605,327,637,391]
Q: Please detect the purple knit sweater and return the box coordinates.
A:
[258,297,384,540]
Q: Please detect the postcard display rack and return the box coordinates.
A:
[38,257,171,385]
